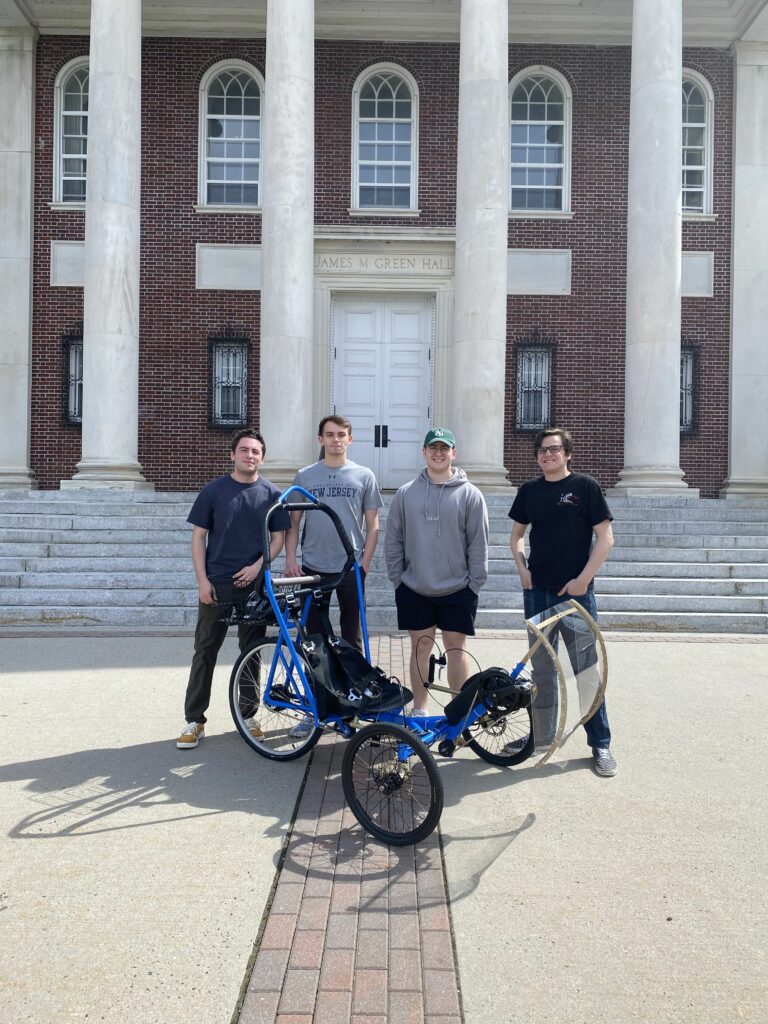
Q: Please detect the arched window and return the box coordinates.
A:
[53,57,89,204]
[198,61,263,207]
[351,64,419,211]
[509,68,572,213]
[682,71,714,215]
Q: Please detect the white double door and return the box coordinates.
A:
[332,294,434,489]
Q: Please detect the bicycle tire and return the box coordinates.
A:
[341,722,443,846]
[229,639,321,761]
[460,677,534,767]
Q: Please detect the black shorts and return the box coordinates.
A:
[395,582,479,635]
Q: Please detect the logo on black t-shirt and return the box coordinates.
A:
[557,491,579,507]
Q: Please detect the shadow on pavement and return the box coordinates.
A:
[0,732,302,842]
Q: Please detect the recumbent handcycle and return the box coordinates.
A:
[225,486,608,846]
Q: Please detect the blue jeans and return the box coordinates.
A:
[522,586,611,749]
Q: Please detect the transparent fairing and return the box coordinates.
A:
[522,600,608,765]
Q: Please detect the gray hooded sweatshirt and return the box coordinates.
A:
[384,467,489,597]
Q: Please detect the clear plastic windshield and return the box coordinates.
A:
[522,600,608,765]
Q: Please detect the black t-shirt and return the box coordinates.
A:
[187,474,290,579]
[508,472,613,590]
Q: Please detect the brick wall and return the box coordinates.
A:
[504,45,732,498]
[31,38,732,495]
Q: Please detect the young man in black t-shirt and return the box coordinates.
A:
[509,427,617,776]
[176,429,290,749]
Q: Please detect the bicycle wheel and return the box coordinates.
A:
[460,677,534,767]
[229,640,321,761]
[341,723,443,846]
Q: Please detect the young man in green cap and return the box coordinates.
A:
[384,427,489,714]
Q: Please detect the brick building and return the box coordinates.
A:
[1,0,767,498]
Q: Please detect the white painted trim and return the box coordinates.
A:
[682,68,715,216]
[350,62,420,214]
[508,210,575,220]
[193,204,261,214]
[509,64,573,215]
[347,207,421,218]
[52,55,89,205]
[312,241,454,440]
[197,58,265,209]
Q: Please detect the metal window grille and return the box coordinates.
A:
[680,347,696,433]
[210,337,248,427]
[61,66,89,202]
[206,70,260,205]
[63,336,83,425]
[516,344,552,430]
[682,80,707,213]
[358,73,413,208]
[510,75,565,211]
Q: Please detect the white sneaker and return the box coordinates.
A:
[244,716,263,739]
[176,722,205,749]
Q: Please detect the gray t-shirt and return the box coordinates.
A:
[292,460,383,572]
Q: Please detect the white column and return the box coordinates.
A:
[721,43,768,497]
[612,0,694,495]
[0,29,36,489]
[451,0,510,491]
[62,0,151,490]
[259,0,315,486]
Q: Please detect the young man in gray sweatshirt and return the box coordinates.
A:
[384,428,489,713]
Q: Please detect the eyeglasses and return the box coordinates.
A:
[536,444,564,455]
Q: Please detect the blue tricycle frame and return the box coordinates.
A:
[227,486,607,846]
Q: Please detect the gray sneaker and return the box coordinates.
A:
[290,717,315,739]
[592,747,617,777]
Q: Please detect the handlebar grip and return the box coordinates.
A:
[271,575,322,588]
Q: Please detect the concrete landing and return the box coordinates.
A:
[1,631,766,1023]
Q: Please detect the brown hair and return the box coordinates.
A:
[230,429,266,456]
[533,427,573,457]
[318,414,352,436]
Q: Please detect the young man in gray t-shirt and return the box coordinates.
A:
[285,415,383,650]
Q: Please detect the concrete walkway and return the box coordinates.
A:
[1,630,766,1023]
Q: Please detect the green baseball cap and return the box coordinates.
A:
[423,427,456,448]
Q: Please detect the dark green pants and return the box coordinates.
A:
[184,600,266,724]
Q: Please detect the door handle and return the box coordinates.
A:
[374,425,381,448]
[382,425,389,448]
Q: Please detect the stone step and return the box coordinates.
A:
[3,554,765,579]
[0,489,197,504]
[594,577,768,597]
[3,533,765,556]
[15,572,196,589]
[2,601,764,635]
[0,587,199,607]
[362,607,768,634]
[0,605,189,626]
[20,556,196,572]
[7,570,766,601]
[564,545,768,563]
[362,590,768,614]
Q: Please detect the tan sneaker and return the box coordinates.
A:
[244,716,263,738]
[177,722,205,749]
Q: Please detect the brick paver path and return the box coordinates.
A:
[237,636,463,1024]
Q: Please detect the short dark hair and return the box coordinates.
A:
[231,428,266,456]
[318,414,352,436]
[534,427,573,456]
